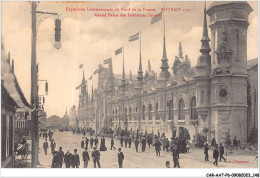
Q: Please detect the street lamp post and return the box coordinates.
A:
[30,1,60,168]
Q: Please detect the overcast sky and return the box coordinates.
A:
[2,1,258,117]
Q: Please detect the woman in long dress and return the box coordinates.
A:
[100,136,107,151]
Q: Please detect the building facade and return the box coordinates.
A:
[77,2,256,145]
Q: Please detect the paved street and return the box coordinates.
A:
[35,131,257,168]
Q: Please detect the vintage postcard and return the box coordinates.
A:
[1,0,259,177]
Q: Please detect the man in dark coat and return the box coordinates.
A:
[111,137,116,150]
[117,148,124,168]
[51,151,59,168]
[90,136,94,148]
[141,137,146,152]
[128,137,132,148]
[85,137,89,149]
[94,136,99,147]
[120,136,124,147]
[57,147,64,168]
[219,143,226,162]
[213,145,219,166]
[147,137,152,148]
[50,139,56,154]
[233,136,238,150]
[64,149,72,168]
[165,138,170,152]
[173,145,180,168]
[82,147,90,168]
[154,140,162,156]
[92,147,101,168]
[43,139,48,155]
[124,137,128,148]
[71,149,80,168]
[135,139,139,152]
[204,144,209,161]
[81,137,85,148]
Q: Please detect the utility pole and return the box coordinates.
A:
[30,1,59,168]
[31,1,38,168]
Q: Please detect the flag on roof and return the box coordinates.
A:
[150,12,162,24]
[129,33,139,42]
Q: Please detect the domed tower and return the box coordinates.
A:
[207,2,253,144]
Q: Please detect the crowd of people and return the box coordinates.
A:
[39,128,242,168]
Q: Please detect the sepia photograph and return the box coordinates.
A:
[1,0,259,176]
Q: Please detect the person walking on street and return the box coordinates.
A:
[82,147,90,168]
[124,137,128,148]
[51,151,59,168]
[213,145,219,166]
[71,149,80,168]
[120,136,124,148]
[141,137,146,152]
[128,137,132,148]
[219,143,226,162]
[64,149,72,168]
[85,137,89,149]
[57,147,64,168]
[204,144,209,161]
[117,148,124,168]
[43,139,48,155]
[50,139,56,154]
[135,139,139,152]
[173,145,180,168]
[94,136,99,147]
[81,137,85,148]
[90,136,94,148]
[111,137,116,150]
[154,139,162,156]
[165,138,170,152]
[92,147,101,168]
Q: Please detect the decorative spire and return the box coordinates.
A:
[200,2,211,53]
[178,42,183,59]
[12,59,14,74]
[159,20,170,81]
[7,51,10,64]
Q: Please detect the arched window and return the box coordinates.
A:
[190,97,197,120]
[178,99,185,120]
[155,103,159,120]
[142,105,145,120]
[168,100,173,120]
[148,104,152,120]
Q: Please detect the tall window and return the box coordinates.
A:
[125,108,127,121]
[129,107,132,120]
[190,97,197,120]
[169,100,173,120]
[142,105,145,120]
[178,99,185,120]
[148,104,152,120]
[155,103,159,120]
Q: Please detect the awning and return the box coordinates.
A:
[1,42,35,112]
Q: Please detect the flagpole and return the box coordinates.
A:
[140,30,141,58]
[163,7,165,40]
